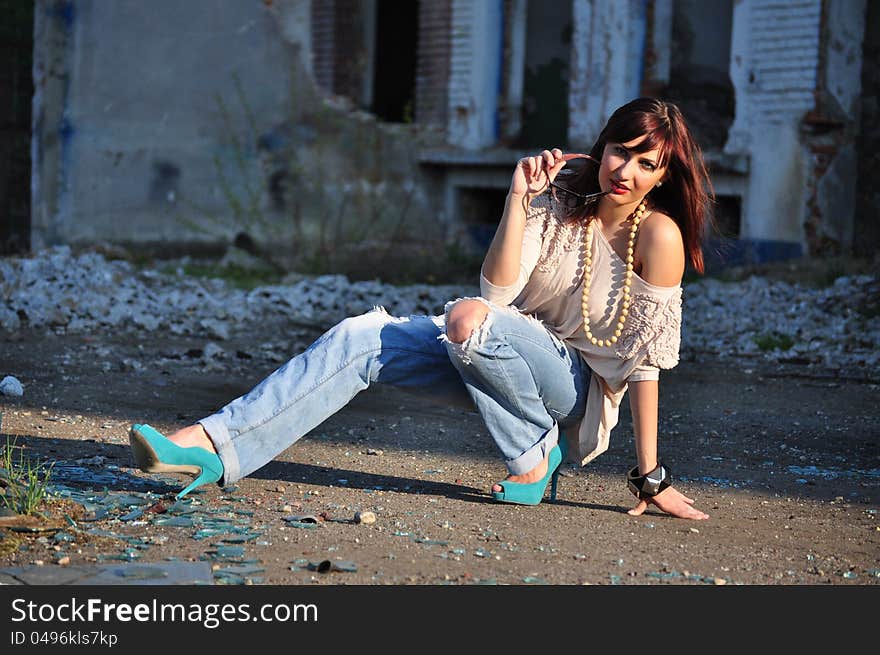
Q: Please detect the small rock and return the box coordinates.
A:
[200,319,230,340]
[57,556,70,566]
[713,577,727,585]
[0,376,24,397]
[689,527,700,533]
[120,358,143,372]
[355,511,376,525]
[366,449,384,456]
[203,342,225,360]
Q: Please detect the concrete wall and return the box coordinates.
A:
[29,0,871,271]
[803,0,866,254]
[569,0,646,148]
[447,0,503,148]
[725,0,866,258]
[32,0,446,276]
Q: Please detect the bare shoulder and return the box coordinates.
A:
[639,211,684,251]
[636,211,685,286]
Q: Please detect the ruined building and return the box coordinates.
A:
[2,0,874,274]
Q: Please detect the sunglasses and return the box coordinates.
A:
[548,153,611,210]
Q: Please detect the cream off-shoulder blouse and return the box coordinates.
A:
[479,194,683,465]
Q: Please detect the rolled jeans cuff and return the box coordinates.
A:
[198,414,239,485]
[505,424,559,475]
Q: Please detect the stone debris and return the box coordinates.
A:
[681,274,879,372]
[354,510,376,525]
[0,376,24,397]
[1,246,876,373]
[0,246,475,341]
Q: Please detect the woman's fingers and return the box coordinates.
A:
[657,493,709,520]
[514,148,567,195]
[527,156,542,182]
[627,487,710,520]
[546,148,568,182]
[679,505,710,520]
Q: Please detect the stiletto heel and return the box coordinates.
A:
[492,437,567,506]
[129,423,223,500]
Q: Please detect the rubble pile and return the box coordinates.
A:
[1,246,877,373]
[682,274,879,371]
[0,246,474,337]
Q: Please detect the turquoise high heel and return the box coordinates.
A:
[129,423,223,500]
[491,438,567,506]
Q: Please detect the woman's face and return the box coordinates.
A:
[598,135,668,205]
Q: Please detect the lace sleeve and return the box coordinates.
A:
[613,289,682,369]
[525,193,552,225]
[528,194,586,274]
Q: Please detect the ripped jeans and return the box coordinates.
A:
[199,301,590,485]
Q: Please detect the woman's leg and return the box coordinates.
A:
[443,299,589,482]
[186,308,465,484]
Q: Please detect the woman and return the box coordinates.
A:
[130,97,711,520]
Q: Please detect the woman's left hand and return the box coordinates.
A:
[627,485,709,520]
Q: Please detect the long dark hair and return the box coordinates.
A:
[572,97,714,274]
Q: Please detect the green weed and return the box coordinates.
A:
[163,262,283,291]
[0,435,55,516]
[753,331,795,352]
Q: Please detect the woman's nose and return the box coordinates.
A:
[617,156,638,179]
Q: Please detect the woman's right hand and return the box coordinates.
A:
[510,148,567,200]
[627,485,710,520]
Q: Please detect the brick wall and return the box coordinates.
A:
[415,0,451,129]
[311,0,335,95]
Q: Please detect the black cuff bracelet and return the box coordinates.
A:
[626,463,672,499]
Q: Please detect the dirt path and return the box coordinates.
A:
[0,326,877,585]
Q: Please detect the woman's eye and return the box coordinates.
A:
[640,161,656,172]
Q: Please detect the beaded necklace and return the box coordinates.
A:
[581,199,648,347]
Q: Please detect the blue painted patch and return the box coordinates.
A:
[257,129,290,152]
[50,1,75,29]
[704,238,804,271]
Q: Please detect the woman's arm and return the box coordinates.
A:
[628,378,659,475]
[627,380,709,520]
[626,212,709,520]
[482,149,566,286]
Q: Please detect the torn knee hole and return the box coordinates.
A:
[444,301,490,344]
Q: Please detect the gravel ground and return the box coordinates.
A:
[0,248,877,586]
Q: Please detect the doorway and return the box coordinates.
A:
[0,0,34,255]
